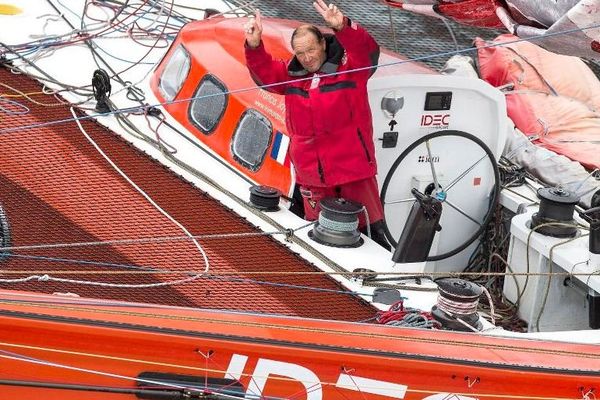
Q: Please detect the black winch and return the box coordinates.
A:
[531,187,580,237]
[92,69,111,113]
[249,185,281,211]
[432,278,483,332]
[309,197,364,247]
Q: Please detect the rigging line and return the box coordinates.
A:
[0,261,375,297]
[1,341,493,400]
[0,350,188,391]
[43,0,150,99]
[5,18,600,134]
[0,343,283,395]
[0,341,405,398]
[519,221,590,308]
[0,269,596,278]
[99,0,190,25]
[0,349,268,400]
[70,107,210,275]
[0,272,204,288]
[0,224,312,252]
[0,81,75,107]
[0,340,228,374]
[0,379,184,397]
[0,42,95,96]
[0,97,29,115]
[534,232,586,332]
[4,253,161,271]
[84,0,175,78]
[204,274,375,297]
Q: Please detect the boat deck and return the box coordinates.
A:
[0,66,376,321]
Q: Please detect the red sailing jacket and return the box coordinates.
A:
[245,19,380,187]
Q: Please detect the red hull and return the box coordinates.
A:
[0,290,598,400]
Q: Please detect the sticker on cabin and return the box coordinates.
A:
[270,131,290,166]
[420,113,450,128]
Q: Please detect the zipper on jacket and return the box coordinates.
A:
[357,129,372,162]
[317,158,325,183]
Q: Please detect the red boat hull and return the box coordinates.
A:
[0,291,597,400]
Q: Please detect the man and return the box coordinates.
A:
[244,0,390,250]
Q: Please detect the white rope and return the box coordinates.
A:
[0,349,262,400]
[71,107,209,274]
[480,285,496,326]
[0,351,186,390]
[363,206,371,238]
[455,317,480,333]
[436,295,478,316]
[55,108,209,289]
[0,273,203,288]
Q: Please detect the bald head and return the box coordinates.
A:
[291,25,327,73]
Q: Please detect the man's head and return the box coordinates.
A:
[291,25,326,73]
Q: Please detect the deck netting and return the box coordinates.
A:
[0,66,376,322]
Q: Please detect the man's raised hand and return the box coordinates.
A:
[244,9,263,48]
[313,0,344,31]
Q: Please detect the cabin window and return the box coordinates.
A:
[158,45,190,101]
[189,74,228,134]
[231,109,272,171]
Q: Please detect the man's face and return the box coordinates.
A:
[292,33,326,73]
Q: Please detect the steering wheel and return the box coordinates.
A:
[380,130,500,261]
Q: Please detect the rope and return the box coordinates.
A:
[0,229,304,252]
[436,294,478,317]
[0,97,29,115]
[71,107,209,273]
[363,206,371,238]
[0,268,597,277]
[480,285,496,326]
[318,214,358,232]
[376,300,440,329]
[534,230,589,332]
[0,349,188,391]
[0,81,69,107]
[519,221,590,308]
[0,273,203,288]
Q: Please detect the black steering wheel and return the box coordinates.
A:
[380,130,500,261]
